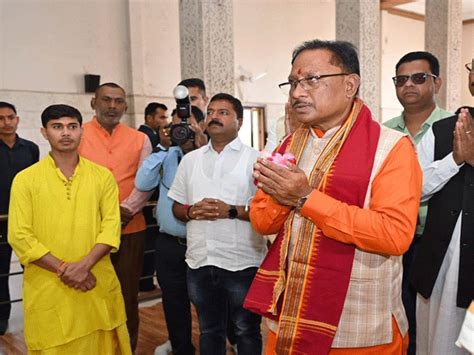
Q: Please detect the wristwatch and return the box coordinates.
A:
[228,205,238,219]
[295,195,309,212]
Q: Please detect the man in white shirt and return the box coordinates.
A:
[169,93,266,355]
[412,60,474,355]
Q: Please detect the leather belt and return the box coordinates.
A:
[160,232,187,246]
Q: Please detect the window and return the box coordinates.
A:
[239,106,266,151]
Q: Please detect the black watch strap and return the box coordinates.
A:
[228,205,238,219]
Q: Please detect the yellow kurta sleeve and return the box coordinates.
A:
[95,171,121,251]
[8,172,50,265]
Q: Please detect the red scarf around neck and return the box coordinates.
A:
[244,100,381,354]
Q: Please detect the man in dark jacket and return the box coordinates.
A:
[411,59,474,355]
[0,101,39,334]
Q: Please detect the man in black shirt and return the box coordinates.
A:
[0,101,39,335]
[138,102,169,149]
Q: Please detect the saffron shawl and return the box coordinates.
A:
[244,99,381,354]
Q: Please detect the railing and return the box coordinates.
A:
[0,203,160,306]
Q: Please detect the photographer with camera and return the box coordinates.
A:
[135,85,207,355]
[178,78,208,116]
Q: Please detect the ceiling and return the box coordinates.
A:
[382,0,474,21]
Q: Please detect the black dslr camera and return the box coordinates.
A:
[170,85,194,145]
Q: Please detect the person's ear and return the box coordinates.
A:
[40,127,48,140]
[90,97,96,110]
[345,74,360,98]
[434,76,443,94]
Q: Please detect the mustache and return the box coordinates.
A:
[208,120,223,127]
[292,100,311,107]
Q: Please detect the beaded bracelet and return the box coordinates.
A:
[56,260,67,277]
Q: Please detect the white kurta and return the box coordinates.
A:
[416,128,469,355]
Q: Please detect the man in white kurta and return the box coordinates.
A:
[414,62,474,355]
[417,130,465,355]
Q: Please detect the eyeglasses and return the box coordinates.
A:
[279,73,349,95]
[392,72,437,87]
[466,62,473,73]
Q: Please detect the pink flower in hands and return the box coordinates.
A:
[254,151,296,185]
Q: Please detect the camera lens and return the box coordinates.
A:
[170,124,192,145]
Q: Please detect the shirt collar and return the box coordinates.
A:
[391,114,406,130]
[142,124,156,133]
[421,106,446,128]
[0,134,24,148]
[204,136,243,153]
[398,106,445,130]
[308,125,341,140]
[46,153,83,181]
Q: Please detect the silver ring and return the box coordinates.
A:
[466,130,472,134]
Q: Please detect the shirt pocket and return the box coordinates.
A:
[219,171,250,205]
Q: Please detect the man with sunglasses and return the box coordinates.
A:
[410,60,474,355]
[384,51,452,355]
[386,52,451,141]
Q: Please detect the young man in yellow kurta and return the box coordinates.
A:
[8,104,131,354]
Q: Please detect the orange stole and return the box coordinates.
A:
[244,99,381,354]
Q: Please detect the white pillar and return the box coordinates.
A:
[0,2,4,89]
[179,0,234,96]
[425,0,463,111]
[336,0,381,119]
[125,0,147,127]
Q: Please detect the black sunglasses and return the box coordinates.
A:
[392,72,437,87]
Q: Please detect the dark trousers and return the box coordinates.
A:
[0,223,12,321]
[155,232,195,355]
[402,236,421,355]
[111,231,146,351]
[187,266,262,355]
[139,225,158,291]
